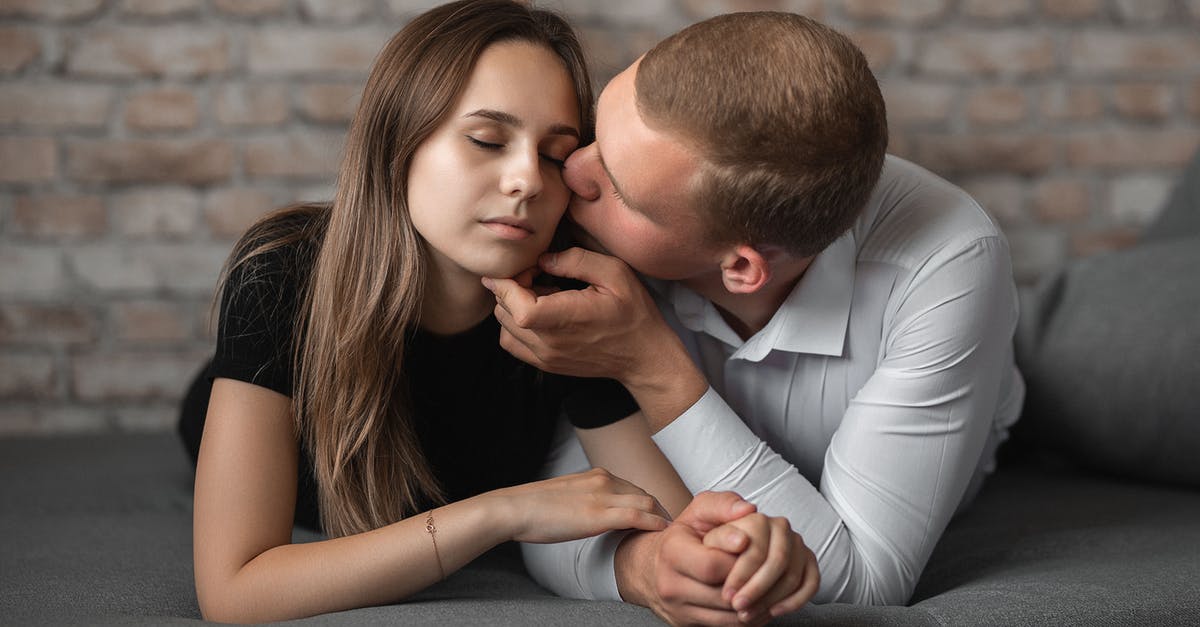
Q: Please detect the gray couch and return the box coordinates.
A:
[4,149,1198,626]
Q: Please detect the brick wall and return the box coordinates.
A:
[2,0,1198,436]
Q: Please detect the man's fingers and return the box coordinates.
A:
[655,574,729,611]
[761,560,818,619]
[702,524,749,553]
[664,540,739,586]
[676,491,757,532]
[731,520,793,611]
[539,247,629,289]
[757,571,806,620]
[495,325,545,370]
[482,276,537,321]
[485,275,593,331]
[748,548,812,620]
[512,266,540,289]
[723,554,760,600]
[768,545,820,618]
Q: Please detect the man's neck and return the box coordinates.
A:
[683,255,814,341]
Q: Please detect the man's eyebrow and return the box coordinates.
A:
[464,109,580,139]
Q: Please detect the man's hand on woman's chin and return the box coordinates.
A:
[483,247,708,431]
[615,492,818,626]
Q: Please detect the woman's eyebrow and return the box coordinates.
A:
[464,109,580,139]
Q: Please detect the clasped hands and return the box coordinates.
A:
[628,491,819,626]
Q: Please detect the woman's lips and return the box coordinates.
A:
[480,218,533,240]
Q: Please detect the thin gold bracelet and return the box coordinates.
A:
[425,511,446,581]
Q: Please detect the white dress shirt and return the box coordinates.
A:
[522,155,1026,605]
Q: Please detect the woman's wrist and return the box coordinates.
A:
[471,487,524,543]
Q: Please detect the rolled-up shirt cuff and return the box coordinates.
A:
[652,387,762,494]
[578,530,630,601]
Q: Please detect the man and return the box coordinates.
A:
[487,11,1024,626]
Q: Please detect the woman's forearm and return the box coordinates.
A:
[195,378,671,625]
[199,464,670,622]
[576,413,693,518]
[199,495,508,623]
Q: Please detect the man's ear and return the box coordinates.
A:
[719,244,771,294]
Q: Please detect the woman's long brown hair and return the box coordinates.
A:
[215,0,595,537]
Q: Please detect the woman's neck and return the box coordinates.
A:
[419,258,495,336]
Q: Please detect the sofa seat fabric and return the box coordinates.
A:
[2,434,1198,626]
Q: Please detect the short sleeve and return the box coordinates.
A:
[535,273,639,429]
[209,244,304,397]
[560,377,639,429]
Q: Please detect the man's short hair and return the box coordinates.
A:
[637,12,888,258]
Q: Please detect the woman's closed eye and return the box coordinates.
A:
[467,135,567,169]
[466,135,502,150]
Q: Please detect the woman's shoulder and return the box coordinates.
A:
[231,203,328,277]
[219,204,329,328]
[213,204,329,396]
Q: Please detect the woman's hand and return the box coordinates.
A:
[490,467,671,544]
[701,513,820,623]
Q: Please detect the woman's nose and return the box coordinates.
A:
[563,143,601,201]
[501,150,543,200]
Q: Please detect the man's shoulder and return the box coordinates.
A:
[853,155,1007,269]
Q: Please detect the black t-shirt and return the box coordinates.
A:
[208,218,636,529]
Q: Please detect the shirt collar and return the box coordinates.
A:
[661,230,858,362]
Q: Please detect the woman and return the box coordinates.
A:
[178,1,690,621]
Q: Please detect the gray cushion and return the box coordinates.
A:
[5,433,1200,625]
[912,459,1200,625]
[9,434,1200,624]
[0,434,934,626]
[1016,236,1200,485]
[1143,146,1200,242]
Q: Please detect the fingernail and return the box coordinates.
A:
[733,596,748,611]
[542,252,558,267]
[722,586,734,602]
[481,277,495,290]
[737,610,751,622]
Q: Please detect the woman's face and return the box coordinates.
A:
[408,41,581,281]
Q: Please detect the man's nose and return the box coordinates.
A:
[563,142,601,201]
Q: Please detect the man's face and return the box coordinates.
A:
[563,60,722,282]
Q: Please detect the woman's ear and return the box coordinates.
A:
[719,244,771,294]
